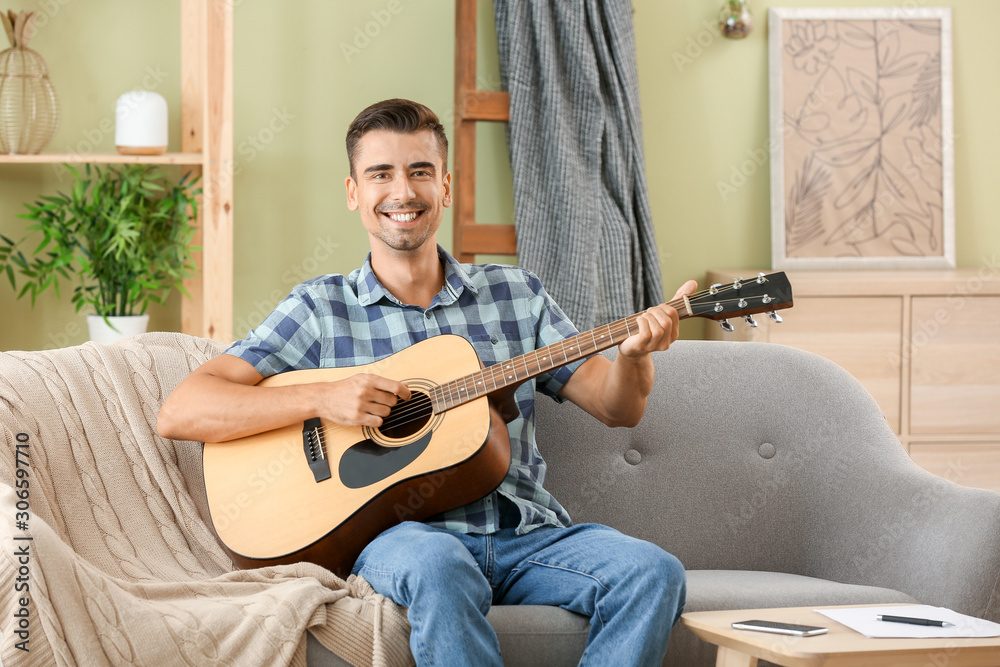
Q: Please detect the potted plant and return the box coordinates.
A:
[0,164,200,343]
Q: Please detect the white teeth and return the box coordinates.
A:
[388,212,418,222]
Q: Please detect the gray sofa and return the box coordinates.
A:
[310,339,1000,665]
[3,334,997,666]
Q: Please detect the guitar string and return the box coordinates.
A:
[302,279,782,449]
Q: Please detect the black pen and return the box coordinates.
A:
[876,614,954,628]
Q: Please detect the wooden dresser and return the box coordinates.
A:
[705,269,1000,494]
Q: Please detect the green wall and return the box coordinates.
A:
[2,0,998,350]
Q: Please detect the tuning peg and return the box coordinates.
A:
[720,319,735,333]
[768,310,783,323]
[744,315,758,328]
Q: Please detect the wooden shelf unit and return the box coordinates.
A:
[0,152,204,165]
[1,0,233,342]
[706,269,1000,495]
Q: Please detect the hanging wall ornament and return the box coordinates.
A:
[0,10,60,154]
[719,0,753,39]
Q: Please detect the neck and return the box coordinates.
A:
[430,296,691,413]
[369,242,444,309]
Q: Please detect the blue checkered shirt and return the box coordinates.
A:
[226,245,586,535]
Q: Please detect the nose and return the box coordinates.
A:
[389,172,415,202]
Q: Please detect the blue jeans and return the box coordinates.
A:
[352,519,686,666]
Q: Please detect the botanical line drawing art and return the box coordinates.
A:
[774,11,951,267]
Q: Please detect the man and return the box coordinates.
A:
[158,98,693,665]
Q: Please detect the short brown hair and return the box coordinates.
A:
[346,99,449,178]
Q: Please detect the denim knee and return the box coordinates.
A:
[370,523,492,614]
[648,548,686,622]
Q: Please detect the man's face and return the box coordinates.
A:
[345,129,451,255]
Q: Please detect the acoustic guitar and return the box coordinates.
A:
[203,272,793,576]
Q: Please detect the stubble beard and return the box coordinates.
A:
[373,200,434,253]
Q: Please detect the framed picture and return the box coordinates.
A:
[769,7,954,269]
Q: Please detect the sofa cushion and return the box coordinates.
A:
[488,605,589,666]
[684,569,919,611]
[308,604,589,666]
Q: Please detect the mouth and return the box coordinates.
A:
[384,211,421,223]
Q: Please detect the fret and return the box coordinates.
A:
[457,374,472,405]
[443,381,456,410]
[536,346,554,372]
[487,363,502,392]
[516,353,530,382]
[469,373,483,399]
[500,357,518,384]
[530,348,545,375]
[558,338,572,365]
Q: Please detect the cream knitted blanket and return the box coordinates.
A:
[0,332,412,666]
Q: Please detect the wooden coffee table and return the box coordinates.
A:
[682,605,1000,667]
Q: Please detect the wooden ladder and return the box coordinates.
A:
[453,0,516,262]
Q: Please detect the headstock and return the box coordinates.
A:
[686,272,793,332]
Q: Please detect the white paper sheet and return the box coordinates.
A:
[815,605,1000,639]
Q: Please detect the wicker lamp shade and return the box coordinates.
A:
[0,10,59,155]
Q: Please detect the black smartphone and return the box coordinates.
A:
[731,619,829,637]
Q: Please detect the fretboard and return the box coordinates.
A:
[429,297,688,412]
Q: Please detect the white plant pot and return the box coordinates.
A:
[87,314,150,345]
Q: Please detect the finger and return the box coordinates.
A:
[358,374,412,402]
[645,312,672,349]
[374,376,411,402]
[672,279,699,300]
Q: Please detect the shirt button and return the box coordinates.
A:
[424,311,432,319]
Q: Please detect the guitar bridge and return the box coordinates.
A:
[302,418,331,482]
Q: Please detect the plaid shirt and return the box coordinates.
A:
[226,245,586,535]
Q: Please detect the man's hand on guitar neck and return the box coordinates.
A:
[557,280,698,429]
[618,280,699,359]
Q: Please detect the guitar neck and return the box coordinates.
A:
[429,296,690,412]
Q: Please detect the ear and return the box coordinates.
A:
[345,176,359,211]
[442,171,452,208]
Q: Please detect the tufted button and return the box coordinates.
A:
[758,442,776,459]
[624,449,642,465]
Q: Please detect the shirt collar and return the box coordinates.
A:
[356,244,478,307]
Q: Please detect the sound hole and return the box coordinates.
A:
[379,390,432,440]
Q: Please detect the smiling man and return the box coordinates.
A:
[158,99,692,666]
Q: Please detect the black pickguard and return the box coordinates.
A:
[338,431,434,489]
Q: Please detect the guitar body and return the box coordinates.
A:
[202,334,512,577]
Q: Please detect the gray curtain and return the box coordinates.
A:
[494,0,663,330]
